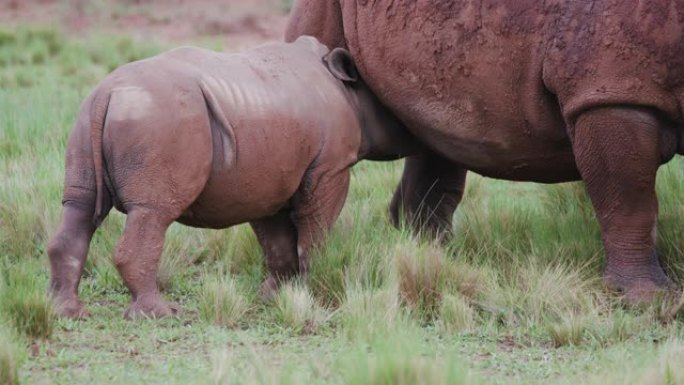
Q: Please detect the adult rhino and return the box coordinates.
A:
[286,0,684,302]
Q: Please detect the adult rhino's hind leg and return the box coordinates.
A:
[250,211,299,301]
[389,151,467,242]
[572,106,677,303]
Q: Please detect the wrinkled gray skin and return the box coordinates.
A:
[47,36,417,319]
[286,0,684,303]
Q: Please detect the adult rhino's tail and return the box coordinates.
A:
[89,90,111,226]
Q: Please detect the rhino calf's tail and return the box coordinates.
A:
[89,90,111,227]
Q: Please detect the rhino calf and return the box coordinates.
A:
[47,36,417,319]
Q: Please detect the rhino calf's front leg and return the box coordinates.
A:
[293,168,351,279]
[250,211,300,301]
[251,168,351,301]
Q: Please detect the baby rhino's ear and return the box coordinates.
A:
[324,48,359,83]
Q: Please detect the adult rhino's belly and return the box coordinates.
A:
[351,6,579,182]
[379,87,579,182]
[356,52,579,181]
[404,97,578,182]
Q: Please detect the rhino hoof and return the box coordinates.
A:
[604,273,678,305]
[53,298,90,319]
[124,296,179,320]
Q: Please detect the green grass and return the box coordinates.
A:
[1,26,684,384]
[0,259,55,340]
[0,326,22,385]
[338,334,475,385]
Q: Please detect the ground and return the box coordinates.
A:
[1,1,684,385]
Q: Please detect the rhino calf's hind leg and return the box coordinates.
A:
[114,208,177,319]
[572,106,677,303]
[250,210,300,301]
[47,204,99,319]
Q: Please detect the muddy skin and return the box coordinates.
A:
[286,0,684,303]
[47,37,419,319]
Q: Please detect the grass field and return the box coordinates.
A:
[2,26,684,385]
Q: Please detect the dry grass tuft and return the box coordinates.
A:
[395,243,445,321]
[546,314,588,347]
[441,261,490,302]
[339,287,404,342]
[199,274,250,328]
[496,261,598,327]
[438,293,477,334]
[274,283,325,333]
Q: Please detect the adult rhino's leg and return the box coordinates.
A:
[48,202,108,319]
[250,211,299,301]
[389,151,467,241]
[572,106,677,303]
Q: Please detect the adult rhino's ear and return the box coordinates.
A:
[324,47,359,83]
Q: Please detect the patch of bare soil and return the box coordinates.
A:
[0,0,290,48]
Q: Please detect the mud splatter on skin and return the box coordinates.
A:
[546,1,684,120]
[287,0,684,180]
